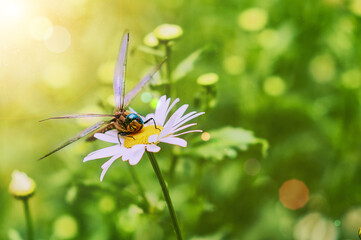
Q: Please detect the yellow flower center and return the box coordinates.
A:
[124,125,162,148]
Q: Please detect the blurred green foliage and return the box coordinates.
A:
[1,0,361,239]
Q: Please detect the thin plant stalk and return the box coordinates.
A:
[127,164,151,213]
[22,198,34,240]
[146,151,183,240]
[165,42,173,97]
[163,41,180,179]
[204,86,212,113]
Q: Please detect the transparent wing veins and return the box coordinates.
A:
[113,31,129,111]
[123,58,166,107]
[39,114,114,122]
[39,120,108,160]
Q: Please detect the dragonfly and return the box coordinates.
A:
[39,31,165,160]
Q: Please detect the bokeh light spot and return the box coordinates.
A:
[29,16,53,41]
[341,69,361,89]
[258,29,278,48]
[99,195,116,213]
[350,0,361,16]
[263,76,286,96]
[238,8,268,31]
[150,98,158,109]
[53,215,78,239]
[141,92,152,103]
[309,54,335,83]
[342,207,361,238]
[244,158,261,176]
[44,26,71,53]
[294,213,338,240]
[279,179,309,210]
[334,219,341,227]
[201,132,210,141]
[223,55,245,75]
[117,205,143,233]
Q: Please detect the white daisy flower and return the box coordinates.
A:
[83,95,204,181]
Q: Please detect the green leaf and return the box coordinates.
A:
[173,49,203,81]
[183,127,268,161]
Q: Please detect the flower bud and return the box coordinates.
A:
[9,170,36,199]
[197,73,219,86]
[144,32,159,48]
[153,24,183,41]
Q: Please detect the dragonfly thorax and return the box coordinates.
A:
[114,112,144,134]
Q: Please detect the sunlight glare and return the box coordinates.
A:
[0,0,24,21]
[29,16,53,41]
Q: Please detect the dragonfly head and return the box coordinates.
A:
[125,113,144,133]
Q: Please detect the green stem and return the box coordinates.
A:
[205,86,211,113]
[22,198,34,240]
[168,153,179,180]
[165,43,172,97]
[146,152,183,240]
[127,165,151,213]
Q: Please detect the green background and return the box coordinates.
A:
[1,0,361,239]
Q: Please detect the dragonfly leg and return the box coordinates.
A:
[144,118,160,131]
[117,132,122,146]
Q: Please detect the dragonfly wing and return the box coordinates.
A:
[39,114,114,122]
[123,58,166,107]
[114,31,129,110]
[39,120,108,160]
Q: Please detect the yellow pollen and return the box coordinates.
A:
[124,125,162,148]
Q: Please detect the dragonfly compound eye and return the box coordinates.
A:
[126,113,144,132]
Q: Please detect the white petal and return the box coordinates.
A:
[148,134,158,143]
[103,130,118,136]
[160,137,187,147]
[178,111,196,123]
[122,144,145,162]
[94,132,121,144]
[171,123,197,135]
[159,104,189,139]
[83,145,121,162]
[154,96,170,125]
[172,112,205,131]
[128,145,146,165]
[100,154,121,181]
[146,144,161,152]
[164,98,180,121]
[121,148,132,162]
[172,130,203,137]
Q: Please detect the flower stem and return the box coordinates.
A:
[165,43,173,97]
[146,152,183,240]
[22,198,34,240]
[127,165,151,213]
[168,153,179,180]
